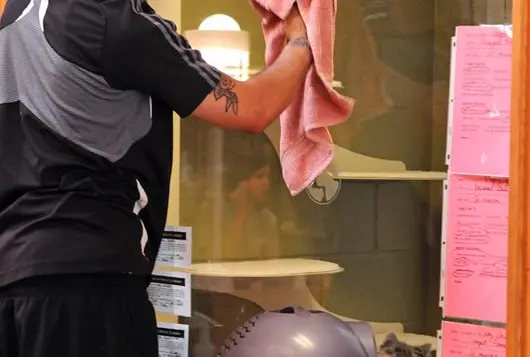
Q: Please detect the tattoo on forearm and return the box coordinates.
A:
[289,37,311,50]
[213,75,239,115]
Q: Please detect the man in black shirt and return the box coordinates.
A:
[0,0,312,355]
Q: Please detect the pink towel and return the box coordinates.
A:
[250,0,354,196]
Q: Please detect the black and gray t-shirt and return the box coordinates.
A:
[0,0,221,287]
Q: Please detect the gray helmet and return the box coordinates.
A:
[217,306,377,357]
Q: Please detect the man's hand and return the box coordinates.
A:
[283,5,307,41]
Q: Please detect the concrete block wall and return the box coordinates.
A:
[285,180,440,334]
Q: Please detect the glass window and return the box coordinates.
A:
[176,1,513,355]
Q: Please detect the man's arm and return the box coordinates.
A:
[193,42,311,133]
[99,2,310,133]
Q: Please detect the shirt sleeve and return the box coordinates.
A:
[99,0,222,118]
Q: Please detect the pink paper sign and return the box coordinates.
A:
[441,321,506,357]
[449,26,512,177]
[444,175,508,322]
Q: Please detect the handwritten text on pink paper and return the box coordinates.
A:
[449,26,511,177]
[444,175,508,322]
[442,321,506,357]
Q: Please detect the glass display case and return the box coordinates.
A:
[149,0,513,356]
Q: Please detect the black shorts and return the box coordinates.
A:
[0,274,158,357]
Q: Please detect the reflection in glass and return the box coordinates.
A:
[179,0,512,354]
[192,137,280,261]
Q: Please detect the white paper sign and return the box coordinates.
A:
[155,226,192,268]
[157,322,189,357]
[148,271,191,317]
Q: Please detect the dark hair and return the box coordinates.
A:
[223,150,270,193]
[217,132,279,194]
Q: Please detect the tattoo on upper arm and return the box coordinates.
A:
[213,75,239,115]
